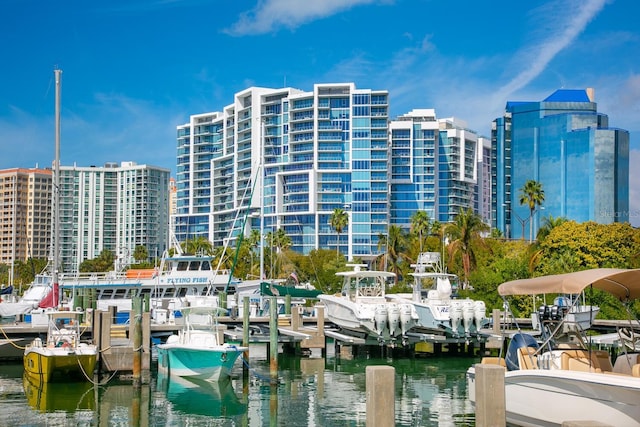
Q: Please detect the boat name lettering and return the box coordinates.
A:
[172,277,209,284]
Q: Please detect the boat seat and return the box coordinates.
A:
[612,353,640,375]
[481,357,506,367]
[561,350,602,373]
[518,347,538,370]
[593,350,613,372]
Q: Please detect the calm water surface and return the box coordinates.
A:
[0,348,479,426]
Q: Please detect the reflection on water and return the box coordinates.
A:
[0,350,478,426]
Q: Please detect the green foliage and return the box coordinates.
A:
[534,221,640,275]
[133,245,149,263]
[79,249,115,273]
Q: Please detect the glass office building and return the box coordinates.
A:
[493,89,630,239]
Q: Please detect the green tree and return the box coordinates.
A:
[329,208,349,259]
[133,245,148,263]
[79,249,115,273]
[445,208,489,288]
[518,180,545,243]
[376,225,410,285]
[410,210,430,254]
[182,236,213,255]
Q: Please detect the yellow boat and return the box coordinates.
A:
[23,310,97,382]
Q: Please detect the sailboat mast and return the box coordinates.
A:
[53,68,62,307]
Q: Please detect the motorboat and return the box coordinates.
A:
[317,264,418,343]
[0,272,53,318]
[23,310,97,383]
[156,306,247,381]
[467,268,640,426]
[386,252,488,338]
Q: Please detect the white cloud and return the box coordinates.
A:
[492,0,607,104]
[226,0,385,35]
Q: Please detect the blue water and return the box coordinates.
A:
[0,347,479,426]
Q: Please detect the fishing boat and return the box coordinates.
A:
[467,268,640,427]
[23,310,98,383]
[386,252,488,339]
[317,264,418,343]
[157,306,247,381]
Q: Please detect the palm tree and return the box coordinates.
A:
[329,208,349,259]
[518,180,545,243]
[445,208,489,288]
[376,225,410,285]
[182,235,213,255]
[410,210,430,254]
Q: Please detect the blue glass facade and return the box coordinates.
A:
[494,89,630,239]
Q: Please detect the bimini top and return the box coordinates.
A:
[497,268,640,301]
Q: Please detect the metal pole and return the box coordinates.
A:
[269,296,278,383]
[53,68,62,307]
[260,120,265,282]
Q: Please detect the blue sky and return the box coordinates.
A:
[1,0,639,224]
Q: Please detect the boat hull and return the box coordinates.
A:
[157,344,245,381]
[24,346,97,383]
[467,367,640,426]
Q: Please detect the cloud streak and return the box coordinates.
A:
[493,0,608,103]
[226,0,384,35]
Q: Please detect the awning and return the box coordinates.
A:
[497,268,640,301]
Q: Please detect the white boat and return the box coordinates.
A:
[23,310,97,383]
[0,272,53,318]
[156,306,248,381]
[386,252,488,338]
[317,264,418,343]
[58,251,239,315]
[467,268,640,427]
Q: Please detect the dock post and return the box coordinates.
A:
[475,364,506,427]
[269,296,278,383]
[132,296,142,387]
[242,296,250,387]
[220,291,227,310]
[366,365,395,427]
[492,309,501,334]
[285,294,291,315]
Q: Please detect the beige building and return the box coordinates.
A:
[0,168,52,265]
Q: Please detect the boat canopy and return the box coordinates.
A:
[497,268,640,301]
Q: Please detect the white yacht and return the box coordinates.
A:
[318,264,418,343]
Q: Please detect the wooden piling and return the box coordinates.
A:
[132,296,142,387]
[269,296,278,383]
[474,364,506,427]
[366,365,395,427]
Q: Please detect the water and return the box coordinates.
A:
[0,348,479,426]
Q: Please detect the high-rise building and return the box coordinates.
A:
[0,168,52,266]
[493,88,630,239]
[58,162,170,272]
[389,110,488,229]
[175,83,389,261]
